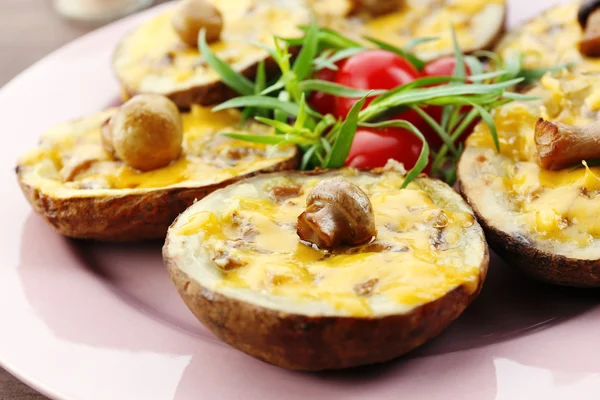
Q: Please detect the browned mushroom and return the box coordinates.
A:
[297,177,377,249]
[534,118,600,170]
[578,0,600,56]
[355,0,403,16]
[172,0,223,47]
[104,94,183,172]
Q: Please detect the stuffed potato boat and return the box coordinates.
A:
[495,1,600,73]
[322,0,506,61]
[164,166,489,370]
[16,104,297,241]
[458,72,600,287]
[115,0,507,108]
[114,0,311,108]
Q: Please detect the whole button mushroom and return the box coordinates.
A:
[578,0,600,56]
[105,94,183,172]
[172,0,223,47]
[297,177,377,249]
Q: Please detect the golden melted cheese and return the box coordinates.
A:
[322,0,505,60]
[466,72,600,246]
[173,170,484,317]
[115,0,310,96]
[496,1,600,73]
[116,0,504,98]
[18,106,295,197]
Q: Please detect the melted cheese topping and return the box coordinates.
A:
[116,0,504,97]
[170,170,485,317]
[465,72,600,249]
[115,0,310,96]
[18,106,295,197]
[322,0,505,60]
[496,1,600,73]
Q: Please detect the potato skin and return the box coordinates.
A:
[16,155,297,242]
[113,37,296,109]
[457,179,600,288]
[163,170,490,370]
[165,246,488,371]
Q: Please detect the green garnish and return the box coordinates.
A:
[199,24,558,187]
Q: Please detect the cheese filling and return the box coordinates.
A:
[316,0,504,60]
[115,0,310,94]
[18,106,295,197]
[496,1,600,73]
[173,170,484,317]
[117,0,503,96]
[466,72,600,247]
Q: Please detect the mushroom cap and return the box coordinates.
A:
[303,177,377,246]
[578,0,600,28]
[110,94,183,171]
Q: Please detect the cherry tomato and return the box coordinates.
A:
[335,50,420,118]
[422,56,471,78]
[421,56,475,146]
[344,127,426,171]
[307,67,338,115]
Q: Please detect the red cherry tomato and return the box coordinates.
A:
[307,67,338,115]
[335,50,420,118]
[422,56,471,78]
[344,127,426,171]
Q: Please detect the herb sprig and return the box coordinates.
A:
[198,24,556,187]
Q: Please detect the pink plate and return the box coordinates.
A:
[1,1,600,399]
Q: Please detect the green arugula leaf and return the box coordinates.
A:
[255,117,296,133]
[245,39,281,63]
[503,92,542,101]
[364,35,426,70]
[214,95,300,116]
[519,63,573,82]
[222,133,287,145]
[275,90,291,126]
[404,37,439,51]
[360,79,523,121]
[293,18,319,81]
[313,47,364,71]
[198,29,254,96]
[325,95,368,168]
[412,107,458,155]
[295,93,309,130]
[299,80,385,97]
[450,27,466,79]
[301,145,320,169]
[359,120,430,188]
[255,60,266,93]
[464,55,484,77]
[318,28,362,49]
[462,99,500,151]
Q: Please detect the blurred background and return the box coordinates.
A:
[0,0,169,87]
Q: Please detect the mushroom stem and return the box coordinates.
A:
[535,118,600,170]
[579,2,600,56]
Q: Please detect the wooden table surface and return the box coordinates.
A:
[0,0,164,398]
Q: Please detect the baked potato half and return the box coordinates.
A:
[458,72,600,287]
[495,1,600,73]
[16,106,297,241]
[164,166,489,370]
[322,0,507,61]
[114,0,311,108]
[115,0,506,108]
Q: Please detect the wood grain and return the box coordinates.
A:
[0,1,163,398]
